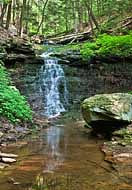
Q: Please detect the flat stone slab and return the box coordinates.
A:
[0,152,18,158]
[2,157,16,163]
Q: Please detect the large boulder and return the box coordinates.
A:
[81,93,132,129]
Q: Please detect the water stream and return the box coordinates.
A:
[39,57,68,118]
[0,53,132,190]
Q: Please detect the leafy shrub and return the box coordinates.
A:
[0,64,32,123]
[80,42,97,60]
[37,33,132,62]
[77,33,132,59]
[0,62,10,85]
[96,34,132,57]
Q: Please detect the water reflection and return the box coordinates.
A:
[28,173,81,190]
[43,126,64,173]
[2,61,132,190]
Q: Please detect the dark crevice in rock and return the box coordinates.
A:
[90,120,129,139]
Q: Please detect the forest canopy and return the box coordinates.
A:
[0,0,132,37]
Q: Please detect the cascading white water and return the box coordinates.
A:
[39,55,68,118]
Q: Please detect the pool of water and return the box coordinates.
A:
[0,118,122,190]
[1,60,132,190]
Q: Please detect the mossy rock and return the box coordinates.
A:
[81,93,132,129]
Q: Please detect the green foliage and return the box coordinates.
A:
[1,0,131,36]
[74,33,132,59]
[0,0,9,3]
[0,62,9,85]
[129,91,132,95]
[80,42,97,60]
[35,43,80,55]
[113,128,132,145]
[40,34,132,62]
[0,64,32,123]
[96,34,132,57]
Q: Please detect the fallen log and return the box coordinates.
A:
[47,30,92,44]
[121,17,132,30]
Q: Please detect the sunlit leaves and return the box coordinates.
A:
[0,64,32,123]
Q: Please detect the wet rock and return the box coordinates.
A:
[6,42,34,55]
[6,134,17,141]
[0,132,4,138]
[8,177,20,185]
[33,116,50,128]
[0,53,7,59]
[0,152,18,165]
[1,157,16,163]
[111,126,132,146]
[5,54,43,65]
[101,140,132,165]
[13,182,21,185]
[0,143,7,147]
[56,124,65,127]
[0,152,18,158]
[49,50,89,66]
[0,162,9,169]
[114,153,132,158]
[82,93,132,130]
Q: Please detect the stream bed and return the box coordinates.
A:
[0,58,132,190]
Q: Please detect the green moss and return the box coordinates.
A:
[81,33,132,59]
[96,33,132,57]
[113,128,132,137]
[113,127,132,145]
[82,95,111,109]
[56,33,132,61]
[34,43,80,55]
[0,63,32,123]
[80,42,97,60]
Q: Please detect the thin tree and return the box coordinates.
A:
[19,0,27,36]
[36,0,49,34]
[0,3,8,26]
[6,0,12,29]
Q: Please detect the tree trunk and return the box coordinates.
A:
[6,1,12,29]
[71,0,76,32]
[15,0,20,35]
[36,0,49,34]
[0,4,8,26]
[77,0,83,32]
[12,0,16,25]
[25,0,30,33]
[88,8,94,35]
[65,0,69,32]
[19,0,27,36]
[85,0,99,30]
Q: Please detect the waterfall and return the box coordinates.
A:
[39,55,68,118]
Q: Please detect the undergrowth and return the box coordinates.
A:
[96,33,132,57]
[45,33,132,61]
[0,61,32,123]
[80,33,132,59]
